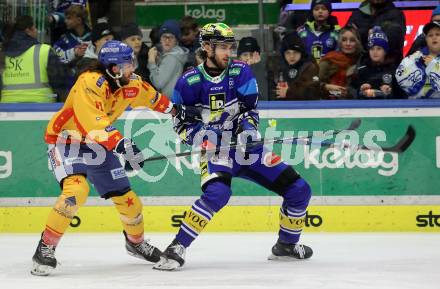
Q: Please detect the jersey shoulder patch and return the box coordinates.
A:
[229,60,247,76]
[96,76,106,87]
[183,68,202,86]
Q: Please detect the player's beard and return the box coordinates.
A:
[119,75,130,86]
[214,54,229,70]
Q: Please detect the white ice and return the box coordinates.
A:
[0,233,439,289]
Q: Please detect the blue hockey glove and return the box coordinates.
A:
[115,138,144,172]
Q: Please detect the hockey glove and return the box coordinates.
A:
[173,104,202,123]
[115,138,144,172]
[236,111,261,153]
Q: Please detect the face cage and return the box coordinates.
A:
[105,61,134,87]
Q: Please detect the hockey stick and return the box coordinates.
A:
[142,119,362,162]
[299,125,415,153]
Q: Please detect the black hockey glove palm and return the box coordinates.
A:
[115,138,144,172]
[173,104,202,123]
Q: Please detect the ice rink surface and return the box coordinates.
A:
[0,232,439,289]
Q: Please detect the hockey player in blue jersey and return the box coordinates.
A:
[153,23,313,271]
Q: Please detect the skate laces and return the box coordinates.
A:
[134,239,155,256]
[41,244,56,259]
[168,243,185,257]
[293,244,306,259]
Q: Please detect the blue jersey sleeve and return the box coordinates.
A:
[234,61,259,111]
[171,74,203,146]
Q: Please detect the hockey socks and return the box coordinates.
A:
[176,199,214,247]
[278,207,306,244]
[111,190,145,242]
[44,175,89,245]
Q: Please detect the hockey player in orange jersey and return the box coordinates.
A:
[31,40,192,276]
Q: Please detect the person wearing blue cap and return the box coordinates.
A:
[148,19,189,97]
[351,26,401,98]
[407,5,440,56]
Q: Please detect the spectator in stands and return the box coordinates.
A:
[194,47,206,66]
[76,22,115,74]
[47,0,87,45]
[237,36,269,100]
[297,0,340,63]
[347,0,406,65]
[0,15,69,102]
[53,5,91,68]
[396,21,440,99]
[407,5,440,56]
[120,22,152,84]
[351,26,400,99]
[274,32,320,100]
[149,25,161,47]
[148,19,188,97]
[237,36,261,66]
[319,26,363,99]
[180,16,200,69]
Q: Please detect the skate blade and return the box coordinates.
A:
[30,261,54,276]
[268,254,305,261]
[153,256,181,271]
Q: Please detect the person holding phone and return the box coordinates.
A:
[148,19,188,97]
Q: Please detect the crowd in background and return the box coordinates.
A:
[1,0,440,103]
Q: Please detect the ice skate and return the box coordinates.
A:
[124,231,162,263]
[268,240,313,261]
[153,239,186,271]
[31,238,57,276]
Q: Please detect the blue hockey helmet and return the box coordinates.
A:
[98,40,134,67]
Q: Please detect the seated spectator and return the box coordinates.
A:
[347,0,406,65]
[297,0,340,63]
[407,5,440,56]
[148,19,188,97]
[237,36,261,66]
[53,5,91,66]
[351,26,400,99]
[0,15,70,102]
[180,16,201,69]
[237,36,269,99]
[319,26,363,99]
[274,32,320,100]
[396,21,440,99]
[76,22,115,74]
[120,22,152,84]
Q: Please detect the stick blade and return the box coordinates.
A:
[382,125,416,153]
[346,118,362,131]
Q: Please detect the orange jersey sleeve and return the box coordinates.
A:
[130,80,173,113]
[72,73,123,150]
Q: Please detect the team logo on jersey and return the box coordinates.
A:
[96,76,106,87]
[209,93,225,112]
[122,87,139,99]
[288,68,298,79]
[326,38,335,48]
[382,74,392,84]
